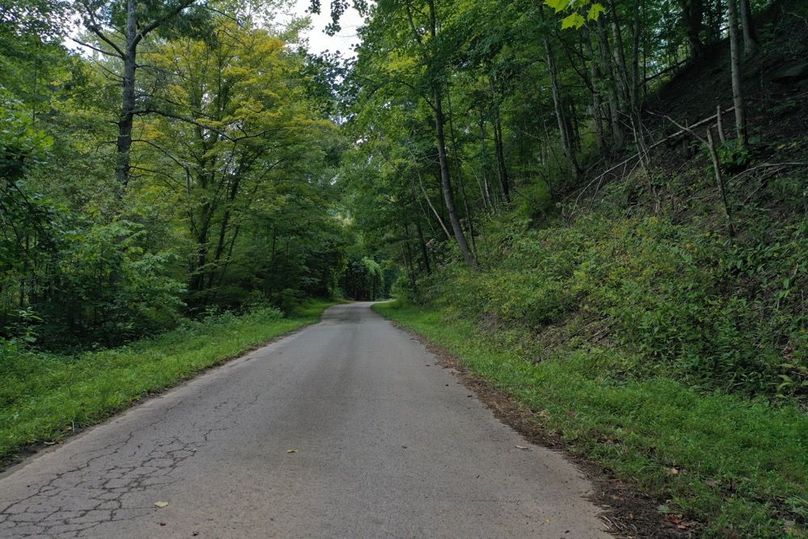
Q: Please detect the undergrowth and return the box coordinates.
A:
[427,209,806,402]
[380,163,806,536]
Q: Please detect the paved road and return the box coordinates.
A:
[0,303,608,538]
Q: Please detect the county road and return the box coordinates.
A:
[0,303,608,538]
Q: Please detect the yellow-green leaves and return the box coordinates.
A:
[544,0,571,11]
[544,0,605,30]
[561,13,586,29]
[587,3,605,20]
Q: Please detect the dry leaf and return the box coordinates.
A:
[287,449,298,454]
[515,445,529,450]
[154,501,169,508]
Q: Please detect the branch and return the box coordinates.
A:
[131,138,191,173]
[87,25,127,59]
[134,0,197,47]
[70,37,124,59]
[132,109,236,141]
[567,107,736,210]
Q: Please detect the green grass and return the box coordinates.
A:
[0,300,332,465]
[375,301,808,538]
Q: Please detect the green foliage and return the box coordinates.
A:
[545,0,605,29]
[716,138,760,173]
[341,255,385,300]
[37,220,186,346]
[426,213,806,401]
[0,6,353,349]
[515,179,553,221]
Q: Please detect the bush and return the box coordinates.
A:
[32,220,185,348]
[427,212,807,402]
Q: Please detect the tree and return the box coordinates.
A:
[677,0,705,58]
[73,0,202,190]
[726,0,748,149]
[349,0,478,268]
[137,18,342,304]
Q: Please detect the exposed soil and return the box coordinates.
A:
[575,0,808,221]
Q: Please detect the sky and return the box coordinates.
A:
[292,0,364,57]
[66,1,365,59]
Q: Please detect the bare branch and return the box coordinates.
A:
[70,37,124,59]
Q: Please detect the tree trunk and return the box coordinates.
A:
[492,102,511,203]
[402,224,419,297]
[426,0,477,269]
[739,0,757,56]
[727,0,748,148]
[608,0,633,109]
[586,32,608,155]
[417,171,452,240]
[433,87,478,269]
[415,220,431,274]
[190,228,209,292]
[631,0,643,102]
[544,33,580,180]
[477,112,495,208]
[597,19,625,150]
[679,0,705,58]
[115,0,138,190]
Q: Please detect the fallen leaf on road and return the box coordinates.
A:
[515,445,529,450]
[287,449,298,454]
[154,501,169,508]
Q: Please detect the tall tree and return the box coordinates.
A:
[74,0,201,190]
[726,0,748,149]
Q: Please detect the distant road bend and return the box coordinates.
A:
[0,302,609,538]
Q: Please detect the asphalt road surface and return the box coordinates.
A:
[0,302,609,538]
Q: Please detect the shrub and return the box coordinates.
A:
[424,212,807,402]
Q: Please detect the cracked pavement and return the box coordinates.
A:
[0,303,609,538]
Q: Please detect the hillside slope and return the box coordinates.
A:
[382,2,808,537]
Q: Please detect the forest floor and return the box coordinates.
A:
[0,300,333,470]
[374,302,808,538]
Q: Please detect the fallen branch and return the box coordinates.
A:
[568,107,736,211]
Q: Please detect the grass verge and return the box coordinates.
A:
[374,300,808,538]
[0,300,332,467]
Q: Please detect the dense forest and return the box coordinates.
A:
[336,0,806,402]
[0,0,395,350]
[1,0,807,535]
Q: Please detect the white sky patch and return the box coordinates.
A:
[293,0,363,57]
[66,2,364,59]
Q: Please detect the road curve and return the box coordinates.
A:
[0,302,609,538]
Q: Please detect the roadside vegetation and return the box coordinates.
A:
[377,283,807,537]
[1,2,389,464]
[0,300,332,466]
[344,0,807,536]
